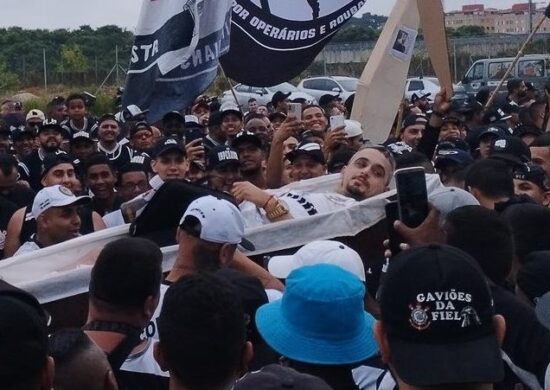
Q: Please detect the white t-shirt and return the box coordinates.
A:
[240,190,357,227]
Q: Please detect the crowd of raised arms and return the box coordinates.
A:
[3,76,550,390]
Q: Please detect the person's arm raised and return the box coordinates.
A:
[266,117,302,189]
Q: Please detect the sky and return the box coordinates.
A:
[0,0,545,31]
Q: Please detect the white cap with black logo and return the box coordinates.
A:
[32,185,91,219]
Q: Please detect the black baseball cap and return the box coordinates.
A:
[0,281,50,387]
[484,107,512,124]
[451,96,483,114]
[489,137,531,167]
[477,125,508,141]
[434,148,474,169]
[162,111,185,124]
[442,114,463,126]
[38,118,63,134]
[152,137,186,158]
[97,113,118,126]
[233,364,332,390]
[286,142,325,165]
[434,137,470,153]
[41,153,74,178]
[379,244,503,386]
[411,92,431,104]
[70,131,94,144]
[12,127,36,141]
[513,163,547,190]
[130,121,153,138]
[401,113,427,130]
[271,91,291,106]
[319,93,339,107]
[207,145,240,170]
[232,131,263,150]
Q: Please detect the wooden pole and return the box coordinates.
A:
[219,65,243,112]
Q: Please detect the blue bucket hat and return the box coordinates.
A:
[255,263,377,365]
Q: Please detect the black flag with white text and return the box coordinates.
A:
[122,0,232,123]
[220,0,366,86]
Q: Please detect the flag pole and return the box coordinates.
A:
[484,3,550,110]
[219,65,243,112]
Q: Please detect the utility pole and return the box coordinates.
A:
[453,42,457,83]
[115,45,119,85]
[43,48,47,94]
[529,0,533,34]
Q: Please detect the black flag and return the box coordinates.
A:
[220,0,366,86]
[122,0,232,123]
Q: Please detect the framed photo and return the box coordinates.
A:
[390,25,417,61]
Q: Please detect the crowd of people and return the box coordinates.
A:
[2,75,550,390]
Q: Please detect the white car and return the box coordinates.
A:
[220,82,315,109]
[297,76,358,102]
[404,77,440,100]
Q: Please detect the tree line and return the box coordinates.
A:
[0,25,133,91]
[0,21,489,92]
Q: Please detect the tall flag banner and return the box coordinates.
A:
[122,0,232,123]
[418,0,452,95]
[351,0,420,144]
[220,0,366,86]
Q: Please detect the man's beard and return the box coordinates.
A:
[42,143,59,152]
[345,183,367,201]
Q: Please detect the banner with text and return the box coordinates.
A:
[122,0,232,123]
[220,0,366,86]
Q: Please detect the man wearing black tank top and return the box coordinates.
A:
[3,154,105,258]
[13,185,91,256]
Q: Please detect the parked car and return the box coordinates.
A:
[297,76,358,102]
[459,54,550,96]
[404,77,440,100]
[220,82,315,109]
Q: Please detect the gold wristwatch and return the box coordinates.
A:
[265,197,289,221]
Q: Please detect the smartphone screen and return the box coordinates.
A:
[184,128,204,145]
[395,167,429,228]
[288,103,302,120]
[385,201,402,256]
[329,115,345,130]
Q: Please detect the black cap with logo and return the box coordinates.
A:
[207,145,240,170]
[152,137,186,158]
[379,244,503,386]
[489,137,531,167]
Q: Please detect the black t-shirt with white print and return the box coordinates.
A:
[61,117,98,137]
[97,143,135,172]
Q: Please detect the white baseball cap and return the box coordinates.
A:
[268,240,366,281]
[32,185,91,219]
[428,186,479,217]
[344,120,363,138]
[26,109,45,122]
[179,195,254,251]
